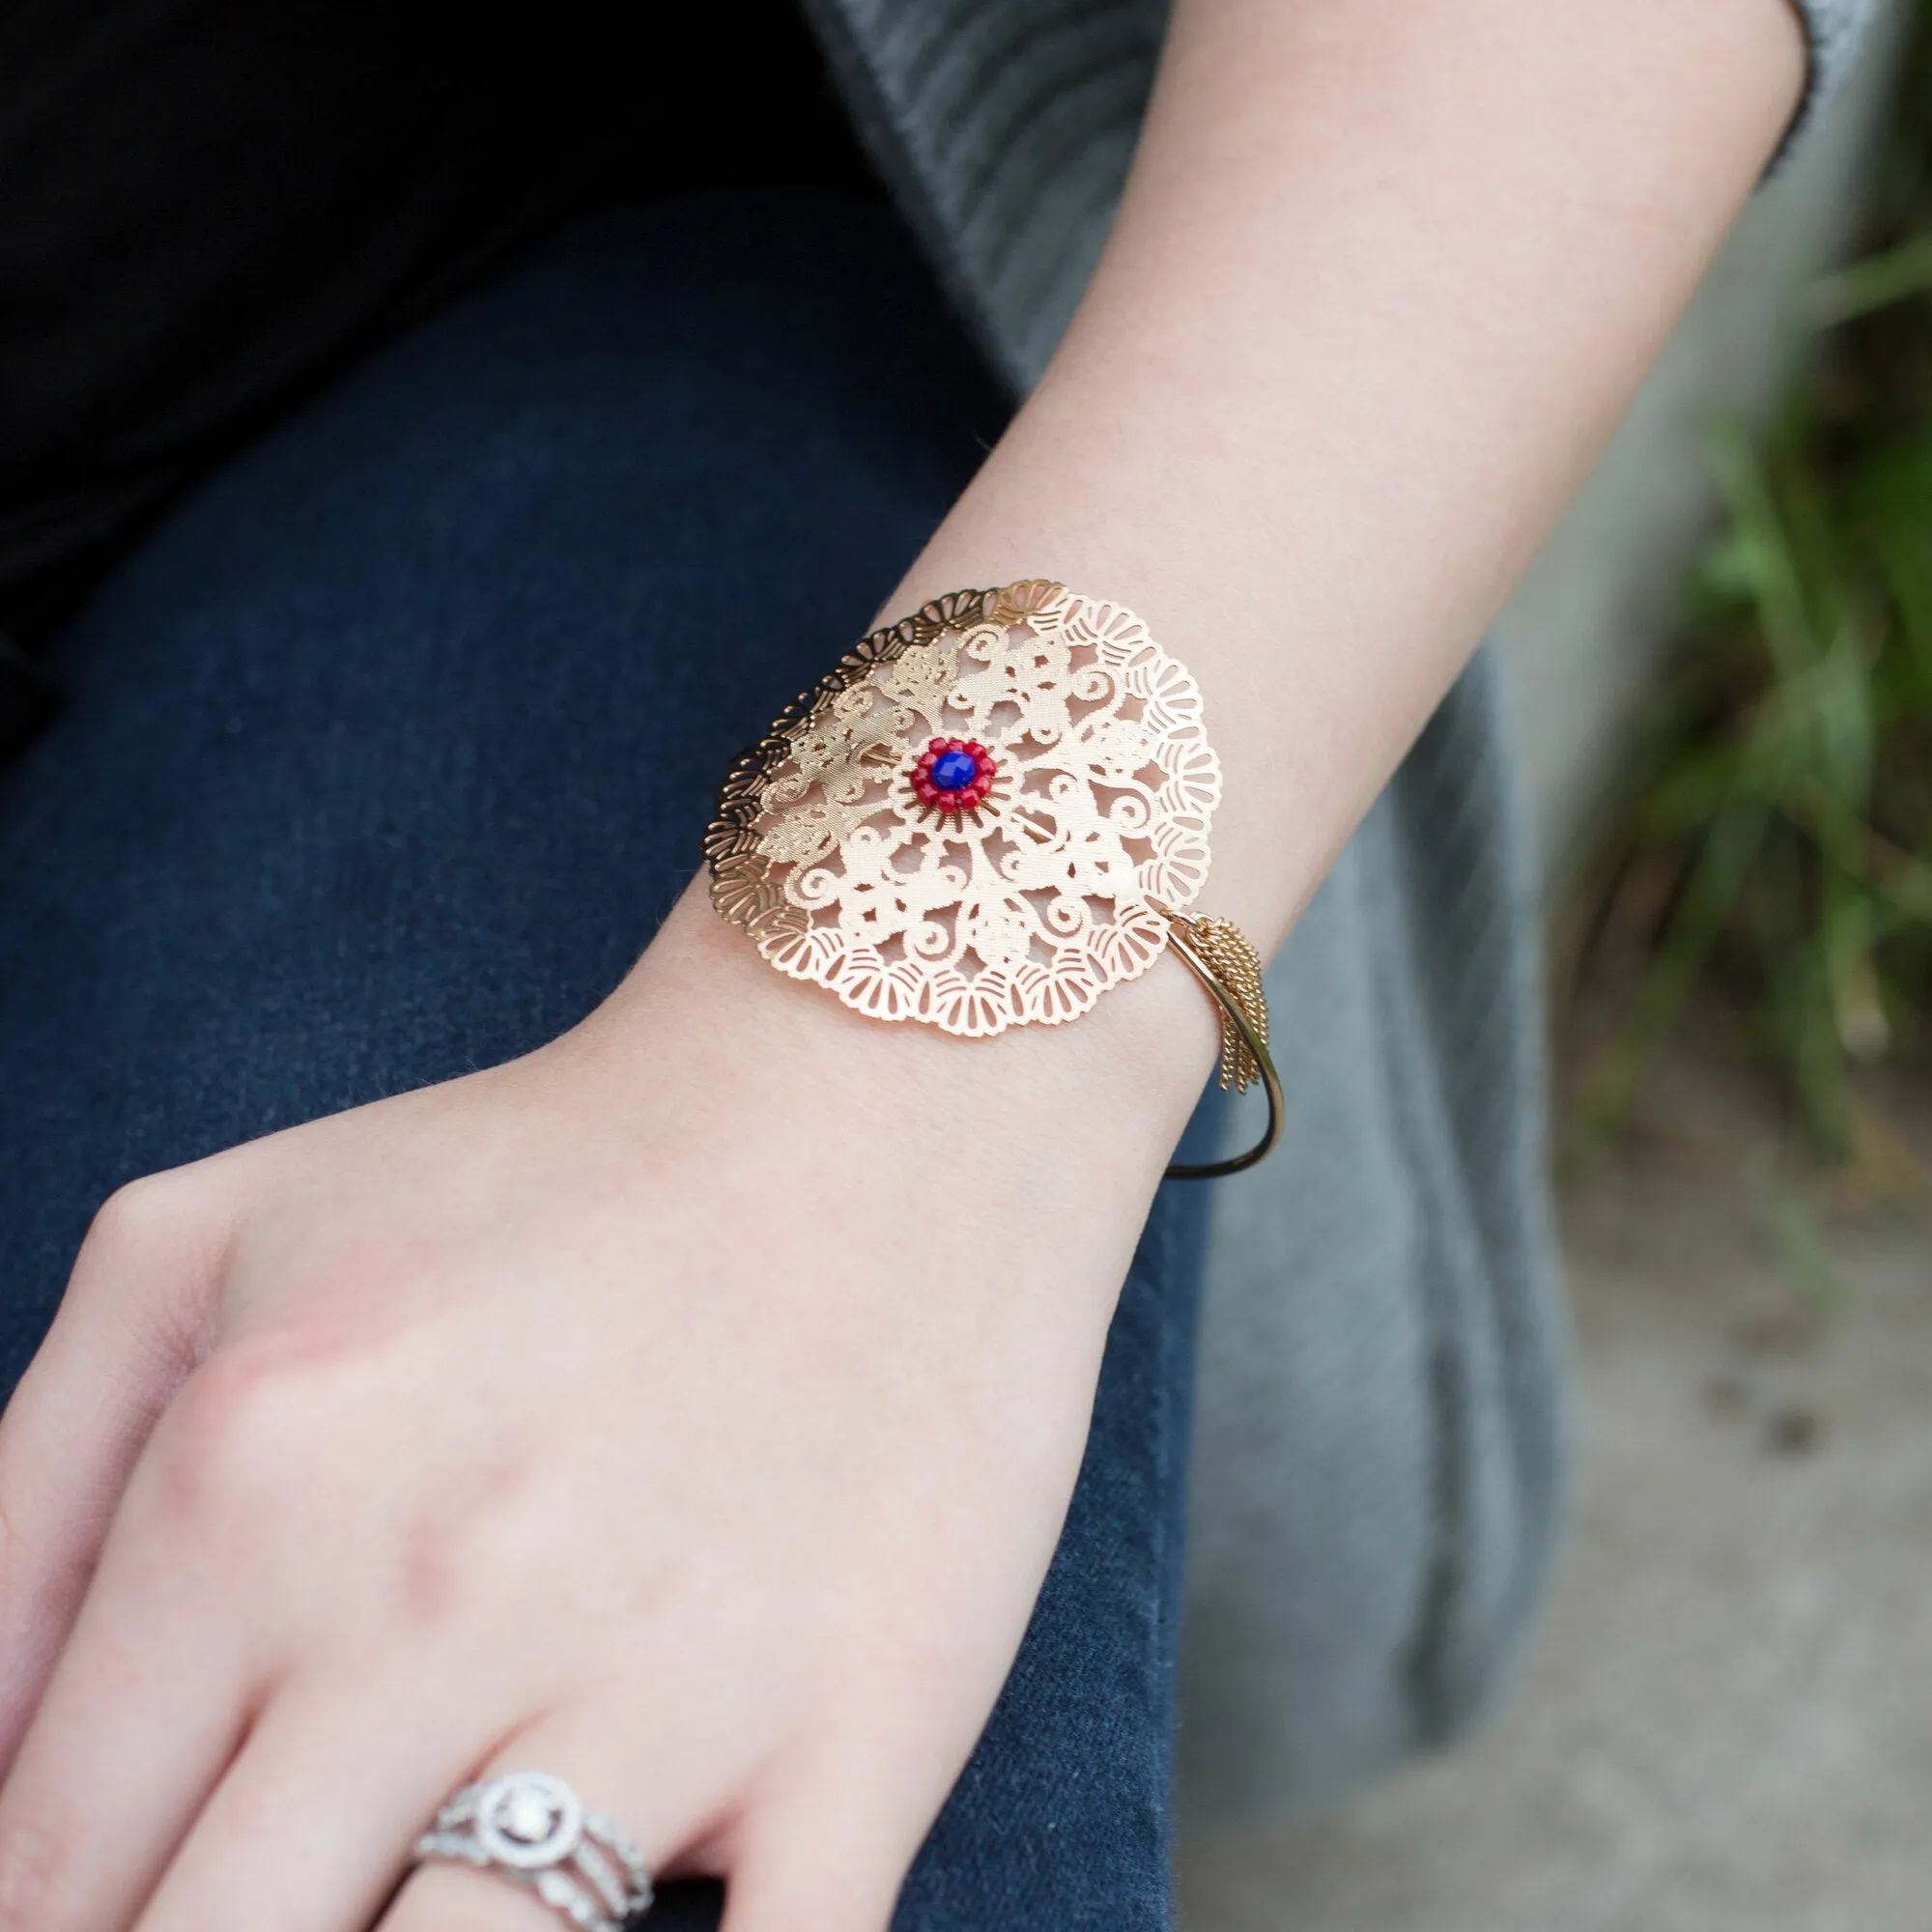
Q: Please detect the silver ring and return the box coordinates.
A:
[413,1771,654,1931]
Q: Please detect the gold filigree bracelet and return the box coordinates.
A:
[703,582,1282,1179]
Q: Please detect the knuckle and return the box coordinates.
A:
[388,1441,544,1635]
[69,1171,227,1352]
[78,1173,194,1265]
[392,1492,512,1634]
[141,1334,344,1531]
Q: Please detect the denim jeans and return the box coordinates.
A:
[0,195,1219,1929]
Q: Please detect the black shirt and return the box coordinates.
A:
[0,0,871,742]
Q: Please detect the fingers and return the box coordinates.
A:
[129,1664,497,1932]
[0,1517,250,1932]
[0,1605,914,1932]
[0,1173,230,1769]
[716,1794,905,1932]
[375,1718,910,1932]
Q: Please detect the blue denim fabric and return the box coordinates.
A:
[0,195,1216,1929]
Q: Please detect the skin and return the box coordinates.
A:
[0,2,1804,1928]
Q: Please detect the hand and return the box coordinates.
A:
[0,888,1210,1932]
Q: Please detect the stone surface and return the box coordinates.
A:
[1178,1042,1932,1932]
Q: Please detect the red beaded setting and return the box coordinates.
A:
[909,736,999,819]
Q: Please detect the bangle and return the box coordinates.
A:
[703,581,1281,1179]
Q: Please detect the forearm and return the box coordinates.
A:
[891,0,1805,949]
[637,0,1804,1176]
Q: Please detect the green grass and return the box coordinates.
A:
[1566,12,1932,1176]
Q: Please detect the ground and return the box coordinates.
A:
[1178,1028,1932,1932]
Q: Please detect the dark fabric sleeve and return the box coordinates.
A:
[1772,0,1885,172]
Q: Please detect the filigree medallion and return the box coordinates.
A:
[705,581,1223,1037]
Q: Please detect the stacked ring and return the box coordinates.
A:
[413,1772,653,1932]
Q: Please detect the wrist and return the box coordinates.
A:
[580,881,1218,1193]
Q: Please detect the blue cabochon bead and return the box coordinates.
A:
[929,748,980,791]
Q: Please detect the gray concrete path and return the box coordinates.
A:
[1178,1047,1932,1932]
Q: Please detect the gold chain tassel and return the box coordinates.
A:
[1159,910,1267,1093]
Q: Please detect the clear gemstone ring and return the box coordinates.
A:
[413,1771,653,1931]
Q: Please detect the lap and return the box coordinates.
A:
[0,193,1211,1931]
